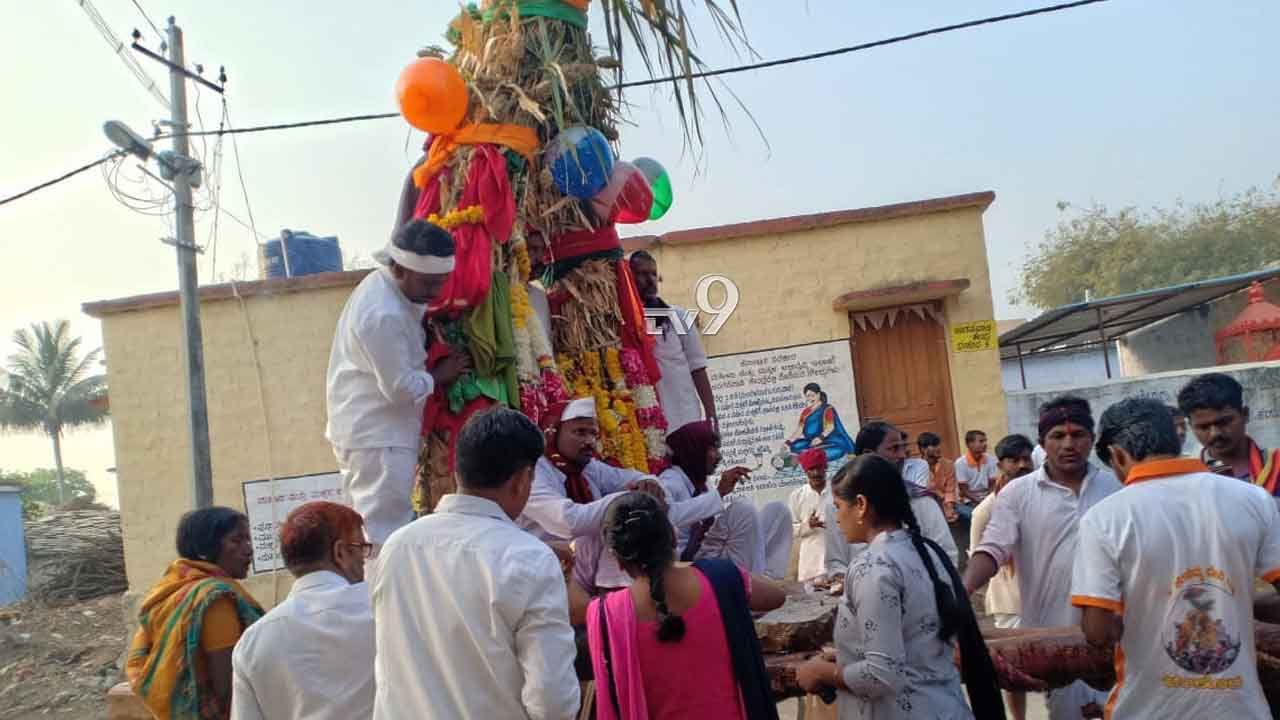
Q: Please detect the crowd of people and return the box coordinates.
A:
[122,218,1280,720]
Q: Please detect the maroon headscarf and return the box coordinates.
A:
[667,420,719,492]
[541,400,595,504]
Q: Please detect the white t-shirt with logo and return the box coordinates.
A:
[1071,459,1280,720]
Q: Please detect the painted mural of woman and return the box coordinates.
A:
[785,382,856,462]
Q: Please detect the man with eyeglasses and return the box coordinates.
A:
[231,501,375,720]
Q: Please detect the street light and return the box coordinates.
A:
[102,120,152,161]
[102,120,202,188]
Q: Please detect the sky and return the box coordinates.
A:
[1,0,1277,506]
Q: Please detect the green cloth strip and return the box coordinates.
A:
[481,0,587,30]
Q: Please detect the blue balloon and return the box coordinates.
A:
[547,126,614,199]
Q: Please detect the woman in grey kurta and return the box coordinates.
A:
[796,455,1004,720]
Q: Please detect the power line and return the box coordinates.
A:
[130,0,165,43]
[0,153,123,207]
[225,107,264,243]
[4,0,1110,206]
[161,112,399,140]
[161,0,1109,139]
[75,0,168,108]
[616,0,1110,88]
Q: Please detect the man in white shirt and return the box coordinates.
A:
[1073,398,1280,720]
[325,219,470,547]
[789,448,831,583]
[371,408,580,720]
[964,395,1120,720]
[954,429,998,515]
[628,251,717,432]
[231,501,375,720]
[520,397,662,590]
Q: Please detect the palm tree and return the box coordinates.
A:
[0,321,108,504]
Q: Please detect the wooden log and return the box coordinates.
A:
[755,594,838,654]
[985,627,1115,692]
[763,622,1280,706]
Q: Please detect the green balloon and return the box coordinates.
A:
[648,172,672,220]
[632,157,674,221]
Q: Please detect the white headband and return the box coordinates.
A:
[560,397,597,422]
[373,242,456,275]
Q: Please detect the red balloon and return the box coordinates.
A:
[591,162,654,225]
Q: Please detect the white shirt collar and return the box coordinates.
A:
[1035,462,1101,492]
[435,493,513,523]
[377,265,425,313]
[289,569,351,595]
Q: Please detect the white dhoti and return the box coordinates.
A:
[334,445,419,546]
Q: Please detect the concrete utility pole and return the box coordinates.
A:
[166,18,214,508]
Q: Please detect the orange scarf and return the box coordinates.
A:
[964,450,985,468]
[414,123,540,189]
[1250,440,1280,495]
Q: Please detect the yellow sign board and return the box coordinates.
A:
[951,320,998,353]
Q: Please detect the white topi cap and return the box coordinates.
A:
[372,241,456,275]
[560,397,597,422]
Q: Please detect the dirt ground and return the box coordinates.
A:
[0,594,126,720]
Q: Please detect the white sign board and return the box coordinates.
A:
[241,472,346,575]
[707,340,860,507]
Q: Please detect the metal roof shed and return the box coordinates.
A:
[999,268,1280,389]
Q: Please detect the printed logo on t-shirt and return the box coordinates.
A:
[1161,566,1244,689]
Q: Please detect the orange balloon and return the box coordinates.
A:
[395,58,468,134]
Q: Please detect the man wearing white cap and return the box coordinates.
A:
[521,397,665,591]
[325,219,471,549]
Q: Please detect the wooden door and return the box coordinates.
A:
[850,307,960,460]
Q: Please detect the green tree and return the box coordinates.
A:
[1013,183,1280,309]
[4,468,96,513]
[0,321,108,503]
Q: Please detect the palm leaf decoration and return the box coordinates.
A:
[597,0,758,148]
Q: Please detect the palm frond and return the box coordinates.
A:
[598,0,757,149]
[55,375,109,430]
[1,321,109,437]
[0,387,47,433]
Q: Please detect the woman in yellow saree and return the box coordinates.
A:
[127,507,262,719]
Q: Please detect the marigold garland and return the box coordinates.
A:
[427,204,485,231]
[556,349,651,471]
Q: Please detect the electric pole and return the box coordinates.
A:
[166,17,214,508]
[104,18,220,509]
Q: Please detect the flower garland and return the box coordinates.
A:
[427,204,486,231]
[557,348,650,471]
[508,241,569,426]
[619,347,669,472]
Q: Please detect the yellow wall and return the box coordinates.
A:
[643,206,1008,447]
[98,201,1005,612]
[100,280,360,608]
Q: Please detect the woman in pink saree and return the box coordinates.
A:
[586,491,786,720]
